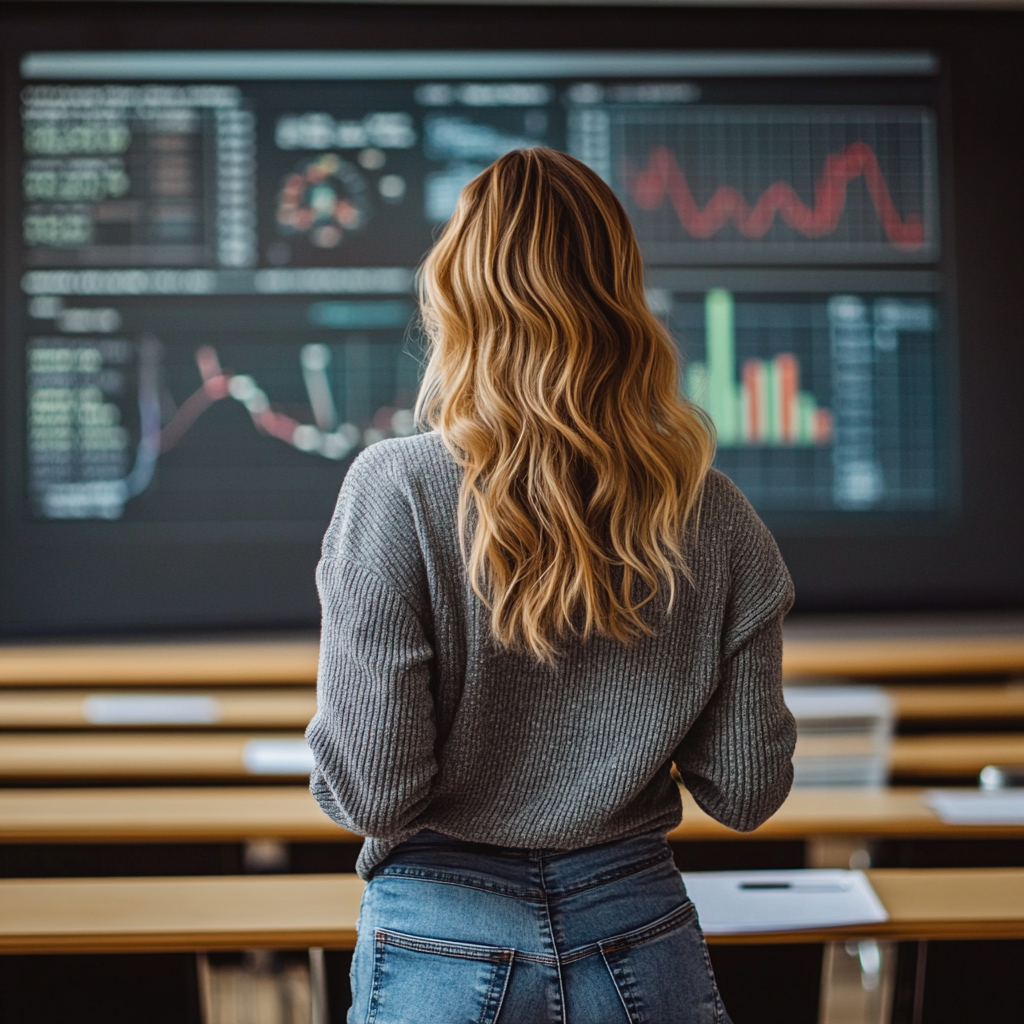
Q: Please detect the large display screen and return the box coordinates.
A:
[14,49,948,530]
[4,38,979,633]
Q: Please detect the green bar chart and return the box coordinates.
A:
[684,289,833,448]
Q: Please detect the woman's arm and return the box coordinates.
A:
[307,560,437,837]
[673,609,795,832]
[305,449,438,838]
[673,483,797,832]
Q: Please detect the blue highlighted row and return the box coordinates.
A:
[307,300,413,329]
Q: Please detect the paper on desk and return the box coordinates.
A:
[681,870,888,934]
[924,790,1024,825]
[243,739,315,775]
[84,694,222,725]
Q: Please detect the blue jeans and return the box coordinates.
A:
[349,830,732,1024]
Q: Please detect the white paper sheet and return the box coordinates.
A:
[83,694,223,725]
[681,869,888,934]
[243,739,315,775]
[924,789,1024,825]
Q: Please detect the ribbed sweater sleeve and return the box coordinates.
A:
[305,455,437,840]
[673,481,796,832]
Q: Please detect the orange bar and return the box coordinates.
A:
[742,359,762,443]
[814,408,834,445]
[775,353,799,444]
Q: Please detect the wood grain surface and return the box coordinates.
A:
[0,640,319,686]
[782,636,1024,678]
[0,786,352,843]
[2,869,1023,953]
[0,732,308,779]
[888,683,1024,720]
[0,873,363,954]
[3,786,1021,844]
[0,624,1021,687]
[0,689,317,728]
[4,731,1019,779]
[4,683,1023,730]
[676,788,1024,840]
[890,734,1024,777]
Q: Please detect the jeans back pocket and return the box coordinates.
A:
[366,929,514,1024]
[600,902,727,1024]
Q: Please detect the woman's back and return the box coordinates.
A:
[309,430,794,879]
[306,147,795,1023]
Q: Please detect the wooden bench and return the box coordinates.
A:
[0,733,310,779]
[1,868,1022,953]
[0,640,320,687]
[2,786,1021,846]
[3,732,1020,780]
[890,734,1024,779]
[0,689,316,729]
[888,683,1024,721]
[0,614,1021,689]
[2,682,1022,730]
[781,612,1024,678]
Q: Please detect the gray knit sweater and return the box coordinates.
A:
[307,431,796,879]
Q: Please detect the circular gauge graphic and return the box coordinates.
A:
[276,153,371,248]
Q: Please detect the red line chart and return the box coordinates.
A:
[624,142,926,251]
[158,346,357,460]
[155,345,416,463]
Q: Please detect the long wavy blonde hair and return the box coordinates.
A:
[416,148,714,661]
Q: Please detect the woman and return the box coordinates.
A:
[307,148,795,1024]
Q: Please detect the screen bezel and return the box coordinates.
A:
[1,3,1021,635]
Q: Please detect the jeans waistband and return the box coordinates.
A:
[374,829,675,899]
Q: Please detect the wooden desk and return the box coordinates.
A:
[782,612,1024,678]
[888,683,1024,721]
[0,786,353,843]
[891,734,1024,778]
[2,786,1021,846]
[3,684,1022,731]
[784,638,1024,678]
[0,613,1021,688]
[0,640,320,687]
[0,689,316,729]
[4,730,1017,781]
[0,733,309,779]
[712,868,1024,946]
[1,869,1022,953]
[0,873,363,953]
[676,788,1024,841]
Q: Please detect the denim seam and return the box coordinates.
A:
[365,932,389,1024]
[601,948,643,1024]
[373,865,545,900]
[538,852,566,1024]
[598,900,697,955]
[481,956,511,1024]
[509,949,559,966]
[375,928,515,964]
[546,848,677,898]
[692,911,728,1024]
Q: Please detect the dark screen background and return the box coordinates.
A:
[1,3,1022,635]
